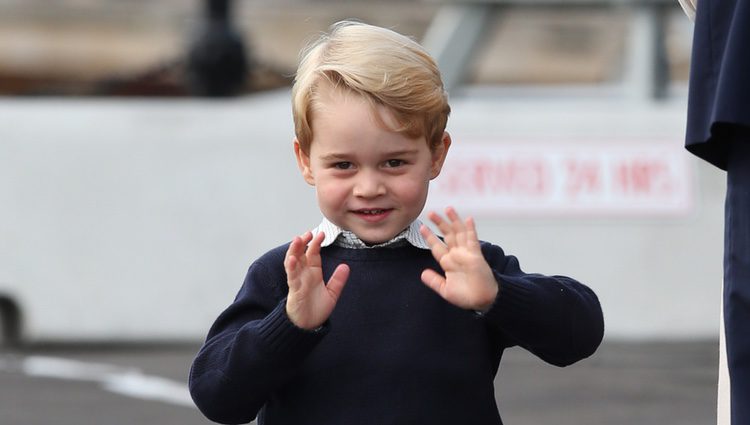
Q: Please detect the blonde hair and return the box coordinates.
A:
[292,21,450,154]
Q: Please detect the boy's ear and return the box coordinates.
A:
[429,131,452,179]
[293,138,316,186]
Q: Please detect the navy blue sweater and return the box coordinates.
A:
[189,242,604,425]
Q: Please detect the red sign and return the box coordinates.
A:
[427,142,692,216]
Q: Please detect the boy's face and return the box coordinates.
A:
[295,88,450,245]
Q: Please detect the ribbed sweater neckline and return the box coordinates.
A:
[320,244,431,261]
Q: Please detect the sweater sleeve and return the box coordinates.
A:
[188,247,327,424]
[479,242,604,367]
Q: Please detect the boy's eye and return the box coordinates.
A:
[385,159,405,168]
[334,162,353,170]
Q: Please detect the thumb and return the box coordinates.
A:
[326,263,350,301]
[420,268,447,297]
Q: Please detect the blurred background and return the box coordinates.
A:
[0,0,721,424]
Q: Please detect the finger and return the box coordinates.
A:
[285,236,304,263]
[326,263,350,301]
[306,231,325,267]
[427,210,452,237]
[284,255,300,289]
[306,231,325,256]
[420,224,448,261]
[420,269,447,297]
[445,206,462,223]
[445,206,466,231]
[428,211,457,248]
[455,221,468,246]
[465,216,480,248]
[445,207,469,245]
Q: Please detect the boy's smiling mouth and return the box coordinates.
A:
[356,209,388,215]
[352,208,393,222]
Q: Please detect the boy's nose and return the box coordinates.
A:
[353,171,386,198]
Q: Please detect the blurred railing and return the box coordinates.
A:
[422,0,679,99]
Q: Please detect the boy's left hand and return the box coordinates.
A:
[420,207,498,312]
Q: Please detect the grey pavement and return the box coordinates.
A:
[0,340,718,425]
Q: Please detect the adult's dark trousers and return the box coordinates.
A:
[725,136,750,423]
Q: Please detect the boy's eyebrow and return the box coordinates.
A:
[319,153,352,161]
[319,149,420,161]
[383,149,420,157]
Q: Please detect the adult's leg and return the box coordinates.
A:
[719,295,730,425]
[724,135,750,424]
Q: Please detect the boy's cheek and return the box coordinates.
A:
[316,184,344,203]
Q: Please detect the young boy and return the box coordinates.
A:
[189,21,604,425]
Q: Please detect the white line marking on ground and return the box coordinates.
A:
[0,355,195,408]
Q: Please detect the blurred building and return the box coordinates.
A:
[0,0,692,96]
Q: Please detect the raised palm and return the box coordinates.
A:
[420,208,498,312]
[285,231,350,329]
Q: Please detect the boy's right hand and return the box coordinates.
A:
[284,231,350,330]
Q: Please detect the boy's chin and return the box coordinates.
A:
[360,238,389,246]
[353,231,400,246]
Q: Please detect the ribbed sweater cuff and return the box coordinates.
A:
[255,301,328,355]
[482,273,536,326]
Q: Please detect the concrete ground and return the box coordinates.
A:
[0,340,718,425]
